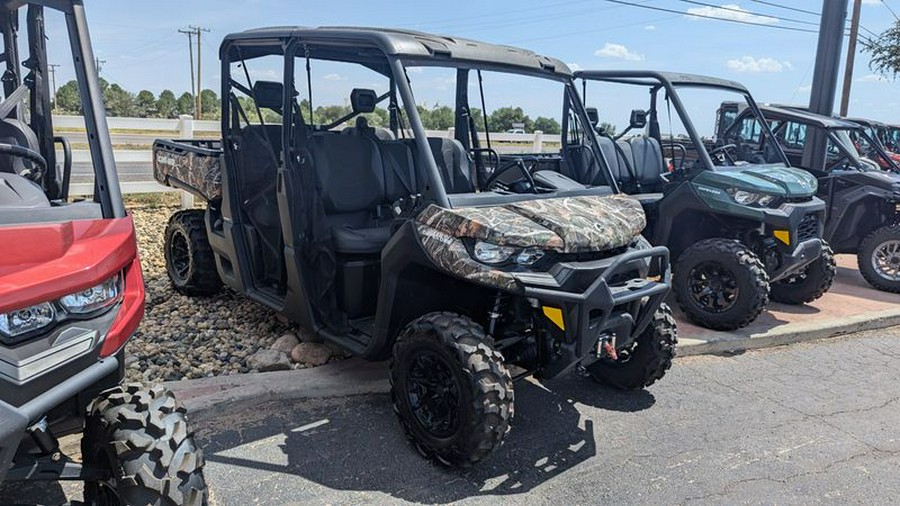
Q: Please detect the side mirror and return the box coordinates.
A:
[586,107,600,128]
[350,88,377,113]
[630,109,647,129]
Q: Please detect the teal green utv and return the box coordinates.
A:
[571,71,834,331]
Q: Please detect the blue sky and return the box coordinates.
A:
[40,0,900,124]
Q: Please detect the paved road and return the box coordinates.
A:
[70,161,151,184]
[4,328,900,505]
[199,328,900,505]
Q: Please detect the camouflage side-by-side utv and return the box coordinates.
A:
[152,27,675,466]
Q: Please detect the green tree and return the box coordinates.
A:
[156,90,177,118]
[863,22,900,79]
[135,90,156,117]
[598,122,617,137]
[487,106,533,133]
[200,89,220,120]
[104,83,136,117]
[55,80,81,114]
[176,92,194,116]
[314,104,351,126]
[533,116,561,135]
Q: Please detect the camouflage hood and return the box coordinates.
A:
[417,194,646,253]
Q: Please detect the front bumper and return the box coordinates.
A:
[514,246,671,379]
[760,199,826,281]
[0,356,120,484]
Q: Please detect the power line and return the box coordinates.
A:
[677,0,820,26]
[601,0,819,33]
[177,28,196,118]
[750,0,820,17]
[883,0,900,22]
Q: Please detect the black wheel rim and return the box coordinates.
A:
[687,261,739,313]
[168,230,190,282]
[405,349,461,438]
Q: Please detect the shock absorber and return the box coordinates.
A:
[487,291,506,338]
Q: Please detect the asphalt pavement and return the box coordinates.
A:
[194,327,900,505]
[4,327,900,505]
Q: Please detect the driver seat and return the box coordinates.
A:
[0,119,41,175]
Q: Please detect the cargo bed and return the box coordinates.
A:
[153,139,223,201]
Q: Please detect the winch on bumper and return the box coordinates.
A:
[513,246,671,379]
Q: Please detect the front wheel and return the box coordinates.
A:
[587,303,677,390]
[858,224,900,293]
[82,383,208,505]
[770,242,836,304]
[673,239,769,331]
[390,312,513,468]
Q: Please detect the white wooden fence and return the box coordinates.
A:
[64,114,561,205]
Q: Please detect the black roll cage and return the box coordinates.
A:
[575,70,791,171]
[219,35,623,208]
[0,0,122,218]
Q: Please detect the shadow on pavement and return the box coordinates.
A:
[0,480,70,505]
[197,375,655,504]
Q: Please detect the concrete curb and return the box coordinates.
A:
[166,308,900,416]
[165,358,390,419]
[678,308,900,356]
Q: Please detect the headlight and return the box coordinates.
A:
[514,247,545,266]
[473,242,546,266]
[728,189,776,207]
[473,241,516,264]
[59,274,122,314]
[0,302,55,337]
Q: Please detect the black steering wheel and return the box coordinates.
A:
[484,157,540,193]
[0,142,48,182]
[709,143,738,166]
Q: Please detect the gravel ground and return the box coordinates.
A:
[125,200,333,382]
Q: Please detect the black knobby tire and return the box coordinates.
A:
[82,383,208,506]
[390,312,514,468]
[673,238,769,331]
[770,242,836,304]
[164,210,221,296]
[587,303,677,390]
[858,224,900,293]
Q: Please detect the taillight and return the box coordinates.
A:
[99,255,145,357]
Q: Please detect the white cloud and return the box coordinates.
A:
[568,62,583,71]
[248,69,279,80]
[323,73,346,81]
[644,25,657,30]
[726,56,793,73]
[796,84,812,94]
[862,0,881,5]
[858,73,887,82]
[594,43,644,61]
[686,3,778,24]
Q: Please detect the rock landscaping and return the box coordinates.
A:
[125,199,346,382]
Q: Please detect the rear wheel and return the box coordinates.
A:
[770,242,836,304]
[858,224,900,293]
[390,312,513,468]
[587,303,677,390]
[674,239,769,331]
[82,383,207,506]
[164,210,221,296]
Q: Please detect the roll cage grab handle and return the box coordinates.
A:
[14,0,124,218]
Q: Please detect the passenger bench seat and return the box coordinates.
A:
[311,134,392,254]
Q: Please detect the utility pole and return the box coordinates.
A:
[178,28,196,118]
[48,63,59,109]
[840,0,862,117]
[94,57,105,75]
[190,26,210,119]
[803,0,849,171]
